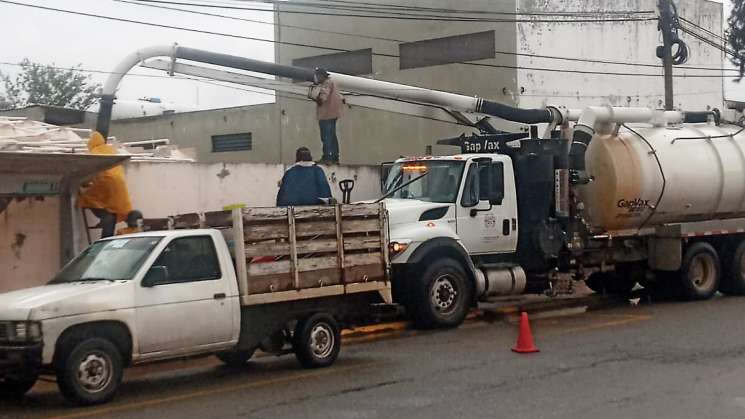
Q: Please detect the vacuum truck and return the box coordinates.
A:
[78,47,745,329]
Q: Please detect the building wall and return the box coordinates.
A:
[109,104,280,164]
[1,161,382,293]
[516,0,724,110]
[274,0,519,165]
[0,197,60,293]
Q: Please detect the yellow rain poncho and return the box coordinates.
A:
[77,132,133,222]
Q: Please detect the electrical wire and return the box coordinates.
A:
[118,0,736,72]
[127,0,660,23]
[622,124,666,233]
[2,1,741,80]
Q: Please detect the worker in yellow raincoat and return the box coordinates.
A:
[77,131,133,238]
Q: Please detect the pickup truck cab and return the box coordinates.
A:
[0,204,390,405]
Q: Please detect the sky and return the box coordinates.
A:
[0,0,277,109]
[0,0,743,109]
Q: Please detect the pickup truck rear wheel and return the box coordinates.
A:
[293,313,341,369]
[216,349,255,368]
[0,377,37,398]
[412,258,471,329]
[56,338,123,405]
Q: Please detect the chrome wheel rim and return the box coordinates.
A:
[309,323,334,359]
[77,352,112,393]
[431,275,458,315]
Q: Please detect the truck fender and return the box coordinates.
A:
[54,321,134,367]
[406,237,482,303]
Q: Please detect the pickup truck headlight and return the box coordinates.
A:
[0,321,42,343]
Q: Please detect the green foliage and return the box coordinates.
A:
[0,60,101,110]
[728,0,745,81]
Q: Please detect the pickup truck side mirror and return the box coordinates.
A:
[142,266,169,287]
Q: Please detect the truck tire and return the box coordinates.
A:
[411,258,471,329]
[56,338,123,405]
[293,313,341,369]
[216,349,255,368]
[678,242,720,301]
[0,377,37,398]
[720,240,745,295]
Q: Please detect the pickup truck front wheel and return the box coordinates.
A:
[411,258,471,329]
[0,377,37,398]
[293,313,341,369]
[56,338,123,405]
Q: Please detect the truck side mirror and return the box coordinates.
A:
[142,265,169,287]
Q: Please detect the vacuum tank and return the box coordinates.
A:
[580,123,745,233]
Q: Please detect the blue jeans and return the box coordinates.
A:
[319,119,339,163]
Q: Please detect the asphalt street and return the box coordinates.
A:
[4,296,745,419]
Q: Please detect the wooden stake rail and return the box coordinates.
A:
[142,203,390,306]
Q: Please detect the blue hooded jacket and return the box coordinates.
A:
[276,162,332,206]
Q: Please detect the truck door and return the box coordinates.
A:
[135,235,234,355]
[457,157,518,255]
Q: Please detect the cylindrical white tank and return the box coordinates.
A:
[580,123,745,233]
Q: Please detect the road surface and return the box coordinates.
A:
[4,296,745,418]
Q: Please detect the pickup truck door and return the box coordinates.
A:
[135,235,234,355]
[457,158,518,255]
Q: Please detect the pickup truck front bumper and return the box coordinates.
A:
[0,343,43,381]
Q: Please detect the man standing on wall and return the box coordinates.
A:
[308,68,344,165]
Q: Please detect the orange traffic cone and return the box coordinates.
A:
[512,311,539,353]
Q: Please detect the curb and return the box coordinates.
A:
[342,293,620,340]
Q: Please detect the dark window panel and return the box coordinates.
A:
[211,133,252,152]
[293,48,373,75]
[399,31,495,70]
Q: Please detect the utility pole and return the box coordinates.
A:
[658,0,674,110]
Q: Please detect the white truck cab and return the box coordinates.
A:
[382,154,522,328]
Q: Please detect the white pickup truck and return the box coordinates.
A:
[0,204,390,405]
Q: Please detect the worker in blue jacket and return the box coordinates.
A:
[276,147,333,206]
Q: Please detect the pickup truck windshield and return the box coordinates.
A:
[384,160,465,203]
[50,237,162,284]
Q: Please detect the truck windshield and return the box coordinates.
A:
[49,237,162,284]
[384,160,465,203]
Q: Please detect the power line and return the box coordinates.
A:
[2,1,739,79]
[129,0,659,23]
[119,0,734,72]
[116,0,403,43]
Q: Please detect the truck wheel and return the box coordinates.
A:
[412,258,471,329]
[0,377,37,398]
[678,242,720,301]
[216,349,255,368]
[720,240,745,295]
[56,338,123,405]
[293,313,341,369]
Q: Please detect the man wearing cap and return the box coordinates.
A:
[308,68,344,164]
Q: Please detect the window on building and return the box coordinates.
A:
[211,133,252,152]
[293,49,373,76]
[399,31,495,70]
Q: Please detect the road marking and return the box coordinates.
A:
[558,313,652,334]
[46,363,369,419]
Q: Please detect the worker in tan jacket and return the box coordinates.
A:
[308,69,344,164]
